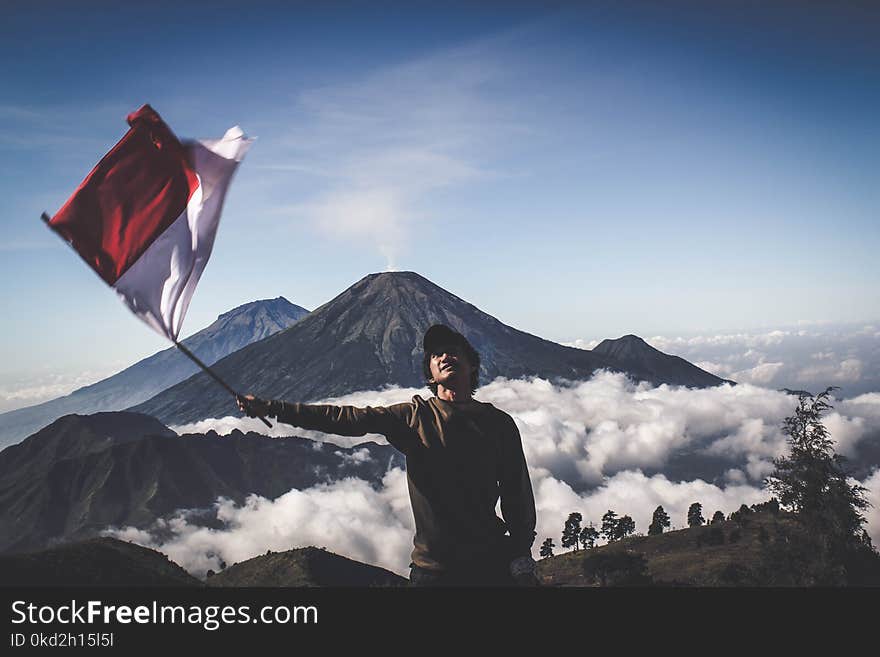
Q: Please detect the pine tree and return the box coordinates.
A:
[540,538,555,558]
[764,387,874,582]
[601,510,619,543]
[687,502,705,527]
[711,510,725,525]
[648,506,671,535]
[616,515,636,540]
[561,512,583,551]
[580,523,600,550]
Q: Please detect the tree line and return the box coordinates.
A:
[540,502,728,557]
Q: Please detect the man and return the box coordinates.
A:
[237,323,538,586]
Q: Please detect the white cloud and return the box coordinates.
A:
[840,392,880,420]
[694,360,734,376]
[106,468,415,578]
[296,188,409,270]
[864,468,880,547]
[481,374,803,487]
[334,447,373,466]
[796,358,863,385]
[562,338,601,350]
[822,413,868,458]
[730,361,785,385]
[0,365,126,413]
[171,385,432,447]
[646,330,791,350]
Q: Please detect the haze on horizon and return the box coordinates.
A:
[1,1,877,402]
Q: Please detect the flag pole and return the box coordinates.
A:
[42,210,272,429]
[171,340,272,428]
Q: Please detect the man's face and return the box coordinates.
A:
[428,343,475,391]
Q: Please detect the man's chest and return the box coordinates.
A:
[412,412,503,475]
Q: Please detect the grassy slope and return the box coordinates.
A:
[537,511,802,586]
[206,547,407,587]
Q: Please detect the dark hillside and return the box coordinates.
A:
[0,538,201,587]
[206,547,406,587]
[537,510,880,586]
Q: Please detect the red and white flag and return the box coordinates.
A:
[45,104,252,341]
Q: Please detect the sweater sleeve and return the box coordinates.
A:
[498,413,537,559]
[269,399,417,453]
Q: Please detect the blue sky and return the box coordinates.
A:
[1,0,878,399]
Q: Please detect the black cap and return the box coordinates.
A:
[423,324,469,354]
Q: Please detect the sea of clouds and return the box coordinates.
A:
[0,365,124,413]
[107,369,880,578]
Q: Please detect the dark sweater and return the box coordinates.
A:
[268,394,537,572]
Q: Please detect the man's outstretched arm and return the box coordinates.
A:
[237,394,415,449]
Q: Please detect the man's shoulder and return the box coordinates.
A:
[472,399,518,428]
[421,395,504,413]
[408,394,430,408]
[418,396,515,425]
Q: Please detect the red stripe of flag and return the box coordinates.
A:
[47,105,200,285]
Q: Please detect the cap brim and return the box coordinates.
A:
[423,324,461,352]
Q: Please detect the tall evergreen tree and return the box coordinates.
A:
[616,515,636,540]
[580,523,600,550]
[648,506,671,535]
[687,503,705,527]
[601,510,619,543]
[711,510,725,525]
[540,538,555,558]
[764,387,874,583]
[562,512,583,552]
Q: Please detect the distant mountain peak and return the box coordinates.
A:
[592,334,657,359]
[364,270,425,281]
[613,334,649,345]
[348,270,452,299]
[215,296,304,321]
[593,334,736,387]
